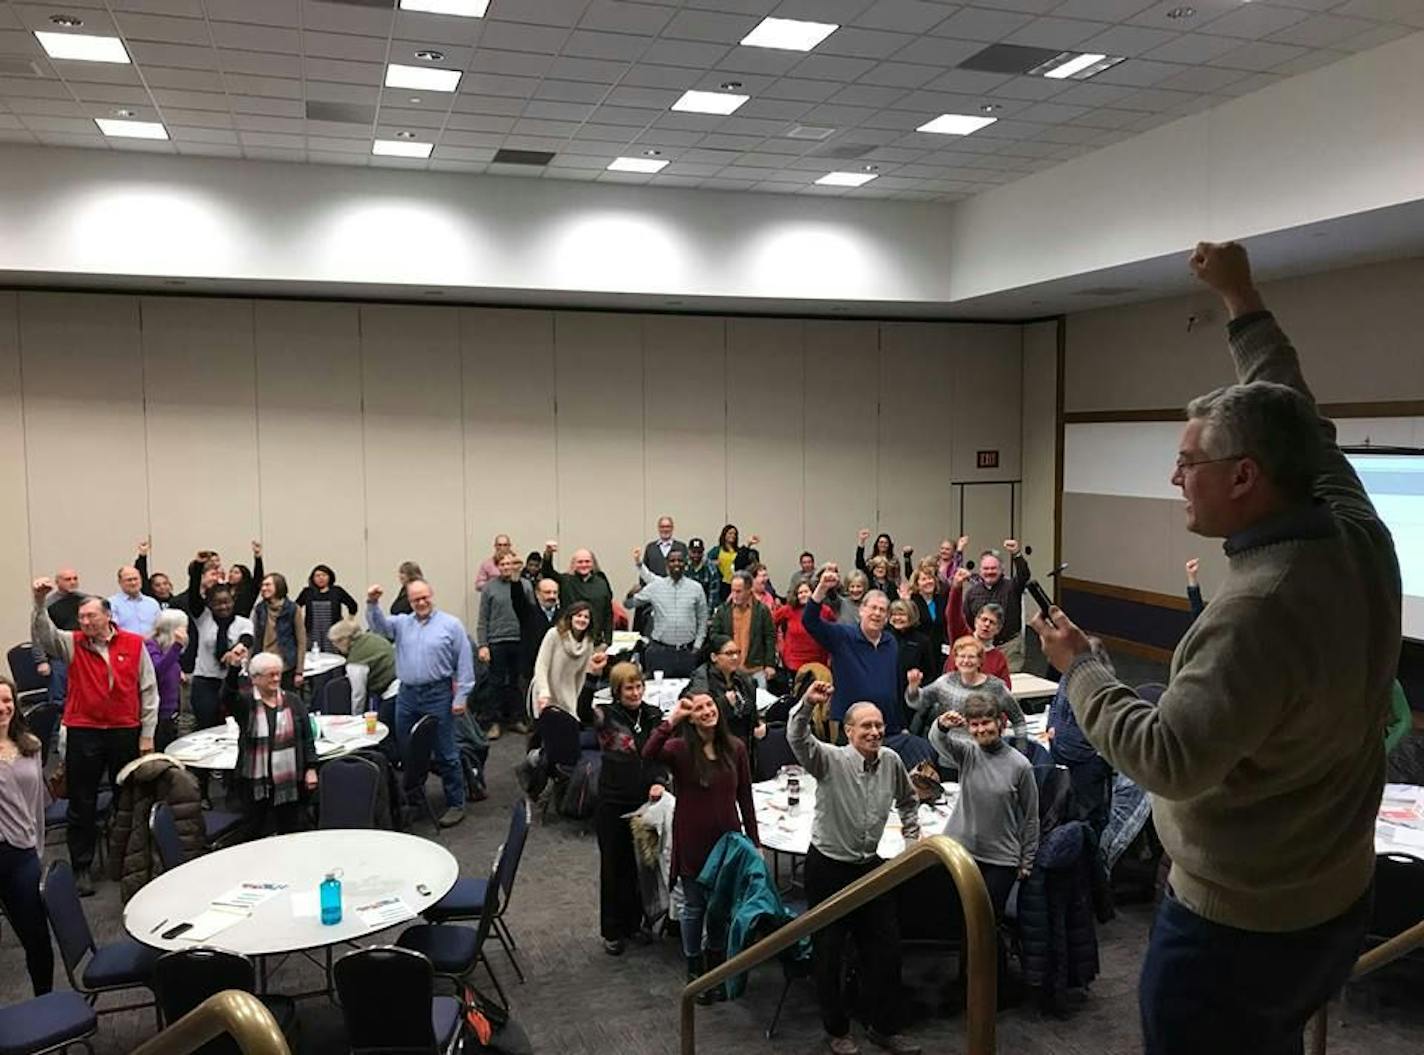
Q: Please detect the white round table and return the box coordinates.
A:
[303,652,346,679]
[751,774,961,859]
[167,715,389,771]
[123,829,458,956]
[593,677,779,715]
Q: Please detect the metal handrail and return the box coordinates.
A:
[679,834,997,1055]
[132,991,291,1055]
[1306,918,1424,1054]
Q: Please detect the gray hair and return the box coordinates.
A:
[977,602,1005,628]
[152,609,188,649]
[846,570,869,591]
[327,616,360,654]
[731,570,754,590]
[861,589,889,608]
[843,701,883,727]
[249,652,284,677]
[1185,381,1323,502]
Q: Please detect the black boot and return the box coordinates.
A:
[698,949,727,1005]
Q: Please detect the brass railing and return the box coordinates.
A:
[131,991,291,1055]
[1306,918,1424,1055]
[679,835,997,1055]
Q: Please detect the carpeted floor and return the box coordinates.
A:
[5,662,1423,1054]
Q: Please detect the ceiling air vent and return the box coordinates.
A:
[786,125,835,140]
[959,44,1064,75]
[306,101,376,125]
[491,149,555,166]
[0,56,46,78]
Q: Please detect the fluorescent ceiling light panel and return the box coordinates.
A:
[740,17,838,52]
[816,171,877,187]
[917,113,997,135]
[671,89,748,115]
[608,156,668,173]
[373,139,434,158]
[384,63,462,92]
[35,32,130,64]
[398,0,490,15]
[1043,53,1108,79]
[94,118,167,139]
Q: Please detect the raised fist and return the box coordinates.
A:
[901,545,913,556]
[1189,241,1253,295]
[1003,539,1020,555]
[137,539,151,556]
[956,535,969,552]
[632,547,643,564]
[938,710,965,729]
[801,680,833,709]
[32,578,54,603]
[953,567,971,587]
[251,540,262,556]
[748,534,760,548]
[858,529,871,545]
[366,584,384,603]
[906,668,924,690]
[544,539,558,553]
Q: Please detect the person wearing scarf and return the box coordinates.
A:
[222,652,316,835]
[253,573,308,691]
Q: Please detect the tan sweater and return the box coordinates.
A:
[1066,313,1401,932]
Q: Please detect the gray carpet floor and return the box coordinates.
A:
[5,659,1422,1054]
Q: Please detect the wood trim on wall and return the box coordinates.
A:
[1065,399,1424,424]
[1061,576,1191,612]
[1095,633,1176,665]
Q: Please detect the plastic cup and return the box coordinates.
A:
[363,711,378,735]
[654,670,665,682]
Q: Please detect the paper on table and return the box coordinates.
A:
[355,896,414,928]
[180,906,249,942]
[1376,821,1424,854]
[211,881,288,911]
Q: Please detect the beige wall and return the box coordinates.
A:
[1021,321,1059,596]
[0,291,1026,667]
[1063,255,1424,604]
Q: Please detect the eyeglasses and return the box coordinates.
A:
[1174,453,1244,472]
[718,649,742,658]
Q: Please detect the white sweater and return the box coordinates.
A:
[531,627,593,717]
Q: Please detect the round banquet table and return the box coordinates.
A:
[123,829,457,957]
[166,714,389,771]
[752,774,962,860]
[302,651,346,678]
[593,677,779,715]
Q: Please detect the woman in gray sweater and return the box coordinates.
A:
[904,635,1025,739]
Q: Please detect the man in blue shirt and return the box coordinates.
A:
[366,578,476,828]
[108,565,160,637]
[802,566,903,741]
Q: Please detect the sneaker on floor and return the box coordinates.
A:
[437,807,466,828]
[603,938,625,956]
[486,724,502,741]
[75,868,96,898]
[864,1029,920,1055]
[826,1034,860,1055]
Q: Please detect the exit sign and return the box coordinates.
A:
[976,449,999,469]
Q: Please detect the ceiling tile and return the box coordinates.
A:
[142,67,225,91]
[1332,0,1424,30]
[300,31,386,63]
[302,1,394,37]
[714,46,804,75]
[546,55,630,82]
[480,21,571,54]
[1049,0,1161,19]
[1142,31,1245,63]
[1209,39,1308,70]
[169,126,239,144]
[562,29,649,61]
[762,77,845,102]
[852,0,958,34]
[1267,13,1380,47]
[639,38,730,66]
[1335,22,1417,51]
[162,108,234,127]
[1090,57,1188,85]
[69,83,152,104]
[1078,25,1180,55]
[1155,64,1251,91]
[1268,48,1347,75]
[622,63,702,88]
[858,61,945,88]
[208,22,302,54]
[536,79,614,102]
[472,50,556,77]
[930,8,1037,42]
[1013,100,1092,122]
[149,87,228,110]
[307,80,378,104]
[1006,16,1117,48]
[819,28,917,59]
[462,72,543,97]
[578,1,677,36]
[224,73,303,97]
[126,41,221,70]
[828,82,910,107]
[217,50,303,78]
[662,8,760,42]
[1196,4,1312,39]
[604,84,677,108]
[204,1,300,29]
[524,99,599,122]
[113,12,210,45]
[892,36,993,67]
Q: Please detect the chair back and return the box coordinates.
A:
[537,707,581,770]
[1372,853,1424,938]
[41,860,96,980]
[493,800,532,911]
[334,946,439,1053]
[402,715,438,793]
[753,724,797,782]
[319,755,382,829]
[153,947,255,1047]
[23,700,62,768]
[6,643,47,694]
[150,802,189,871]
[316,676,353,716]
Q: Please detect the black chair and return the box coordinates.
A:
[422,800,530,981]
[41,860,160,1022]
[318,755,381,829]
[333,946,461,1055]
[537,707,581,770]
[402,715,442,833]
[152,947,298,1055]
[753,724,797,783]
[315,676,353,717]
[23,701,61,766]
[202,807,248,848]
[6,643,50,708]
[0,990,97,1055]
[398,856,509,1009]
[149,802,188,872]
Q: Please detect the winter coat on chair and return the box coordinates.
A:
[108,753,204,903]
[1013,765,1099,1004]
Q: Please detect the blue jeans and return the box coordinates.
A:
[1140,887,1371,1055]
[679,877,723,958]
[48,655,68,710]
[396,681,465,811]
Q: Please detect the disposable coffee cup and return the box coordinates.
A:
[363,711,378,735]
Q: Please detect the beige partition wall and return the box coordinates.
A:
[0,291,1029,660]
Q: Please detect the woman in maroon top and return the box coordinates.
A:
[644,692,759,1003]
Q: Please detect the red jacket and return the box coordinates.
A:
[773,602,830,672]
[945,584,1011,688]
[63,629,144,729]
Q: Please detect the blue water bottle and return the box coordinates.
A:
[320,870,343,926]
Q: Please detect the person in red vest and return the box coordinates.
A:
[31,577,157,896]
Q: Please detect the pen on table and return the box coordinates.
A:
[149,918,169,934]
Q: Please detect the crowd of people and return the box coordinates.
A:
[0,242,1409,1055]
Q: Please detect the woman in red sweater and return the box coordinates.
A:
[773,582,830,674]
[643,692,759,1003]
[946,567,1011,687]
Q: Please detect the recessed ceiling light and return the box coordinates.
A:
[642,149,661,157]
[94,118,167,140]
[35,31,130,64]
[719,80,743,91]
[862,164,878,172]
[394,130,417,139]
[1166,6,1196,18]
[48,15,83,28]
[399,0,490,15]
[979,104,1002,113]
[1032,52,1126,80]
[740,17,839,52]
[816,171,877,187]
[113,108,135,117]
[413,49,445,62]
[917,113,997,135]
[409,96,422,104]
[671,89,748,115]
[385,63,462,92]
[373,138,433,158]
[608,156,668,173]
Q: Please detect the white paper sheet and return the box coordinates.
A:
[354,896,414,928]
[179,906,249,942]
